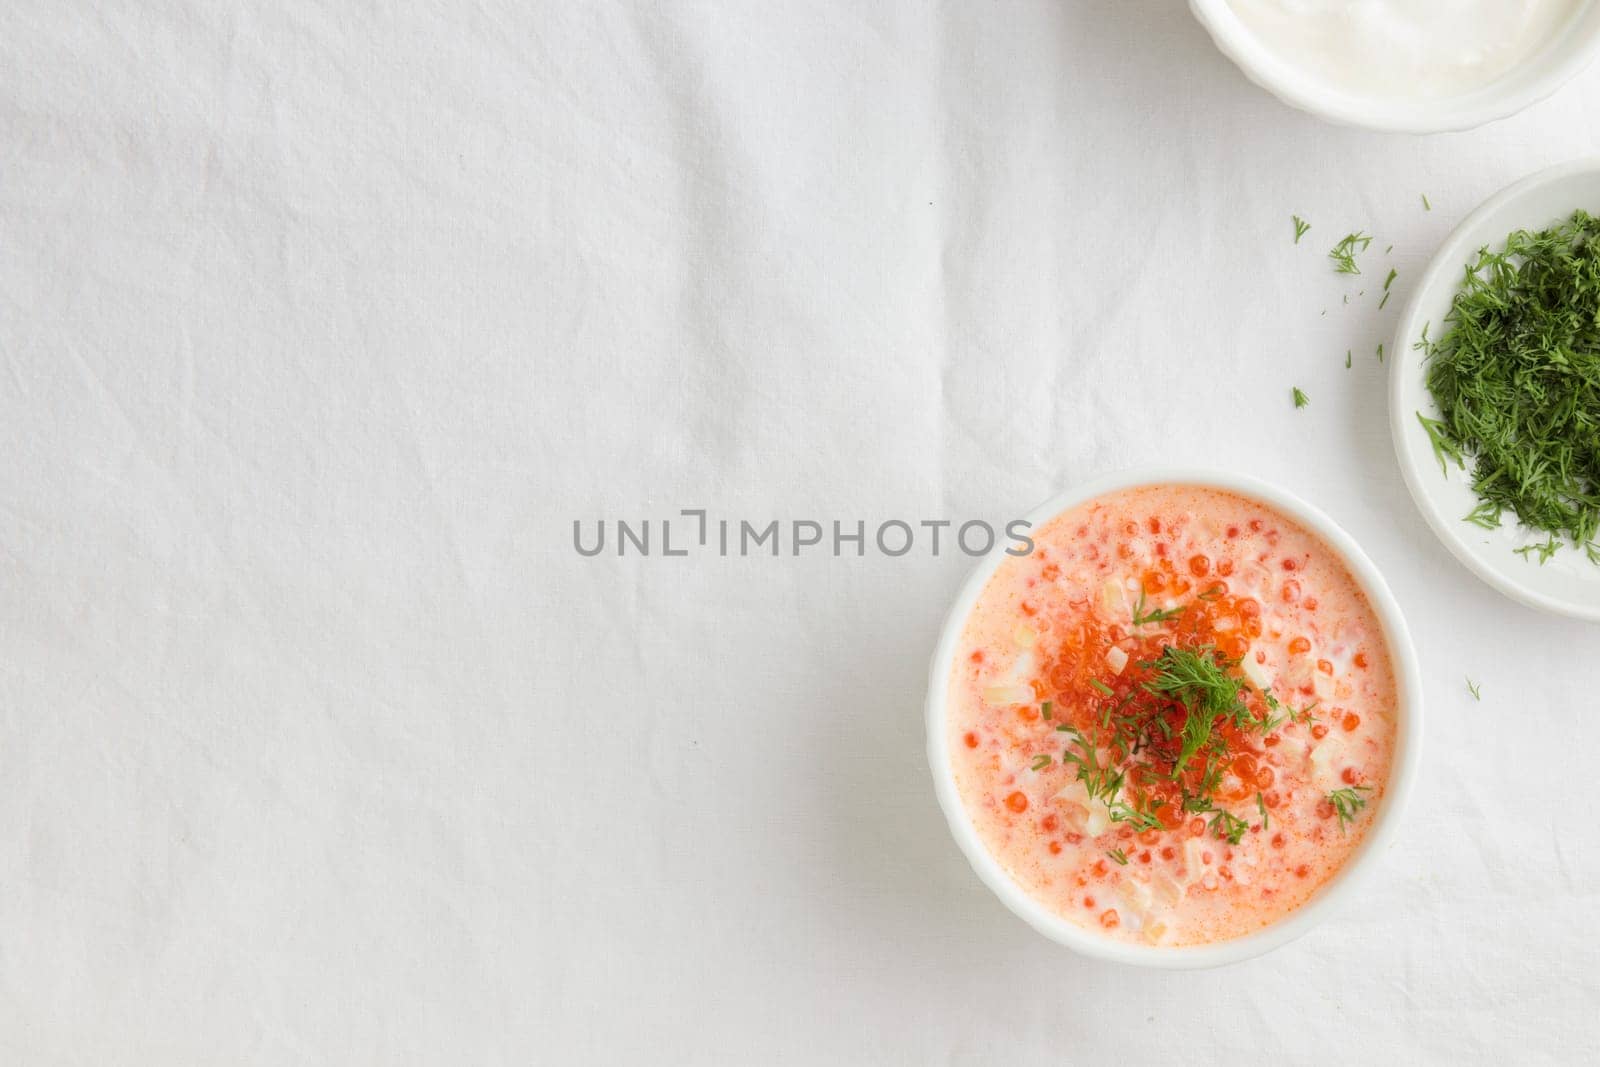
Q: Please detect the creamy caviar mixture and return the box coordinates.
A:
[1228,0,1581,100]
[947,485,1397,946]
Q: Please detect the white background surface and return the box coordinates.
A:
[4,2,1600,1063]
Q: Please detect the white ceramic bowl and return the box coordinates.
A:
[1391,158,1600,622]
[1189,0,1600,133]
[925,468,1423,968]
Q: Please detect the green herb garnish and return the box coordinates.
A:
[1256,791,1270,831]
[1418,210,1600,562]
[1131,589,1184,627]
[1041,700,1053,720]
[1330,232,1373,275]
[1328,786,1372,833]
[1107,847,1130,866]
[1293,387,1310,409]
[1416,412,1464,477]
[1045,642,1287,846]
[1031,753,1053,771]
[1513,534,1560,565]
[1293,215,1311,244]
[1466,677,1481,701]
[1422,193,1431,211]
[1208,809,1249,846]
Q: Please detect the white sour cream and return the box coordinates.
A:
[1227,0,1581,99]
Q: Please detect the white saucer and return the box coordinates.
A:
[1389,158,1600,623]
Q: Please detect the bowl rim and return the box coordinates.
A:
[1388,156,1600,623]
[1189,0,1600,134]
[924,467,1424,969]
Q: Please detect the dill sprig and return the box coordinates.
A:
[1293,215,1311,244]
[1418,210,1600,562]
[1330,232,1373,275]
[1292,387,1310,409]
[1328,786,1372,834]
[1131,589,1183,627]
[1107,847,1129,866]
[1208,809,1249,845]
[1466,677,1481,701]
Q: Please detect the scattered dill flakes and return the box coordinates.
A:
[1513,534,1560,565]
[1208,809,1249,845]
[1346,350,1352,369]
[1466,677,1481,701]
[1385,244,1394,255]
[1422,193,1431,211]
[1419,209,1600,563]
[1330,231,1373,274]
[1384,268,1398,292]
[1031,753,1053,771]
[1292,387,1310,409]
[1379,290,1393,310]
[1107,847,1130,866]
[1131,589,1183,626]
[1377,343,1384,363]
[1293,215,1311,244]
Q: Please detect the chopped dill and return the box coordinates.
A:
[1292,387,1310,409]
[1466,677,1481,701]
[1256,791,1270,831]
[1208,809,1249,846]
[1107,847,1130,866]
[1513,534,1560,565]
[1328,786,1372,833]
[1419,210,1600,563]
[1131,589,1184,627]
[1329,231,1373,275]
[1293,215,1311,244]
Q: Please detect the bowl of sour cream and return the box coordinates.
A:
[1191,0,1600,133]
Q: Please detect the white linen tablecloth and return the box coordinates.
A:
[3,2,1600,1062]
